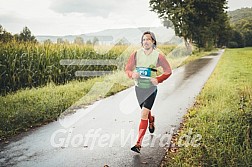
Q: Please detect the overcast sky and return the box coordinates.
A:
[0,0,252,36]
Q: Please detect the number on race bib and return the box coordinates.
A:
[136,67,151,78]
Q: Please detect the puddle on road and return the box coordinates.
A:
[183,58,212,80]
[160,57,213,95]
[207,52,219,56]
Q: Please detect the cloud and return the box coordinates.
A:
[0,0,162,35]
[0,14,21,23]
[0,14,29,33]
[50,0,120,17]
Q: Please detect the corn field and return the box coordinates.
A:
[0,41,175,95]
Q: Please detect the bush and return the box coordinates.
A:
[227,41,238,48]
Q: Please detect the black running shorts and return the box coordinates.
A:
[135,86,157,110]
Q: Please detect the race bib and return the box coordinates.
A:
[136,67,151,78]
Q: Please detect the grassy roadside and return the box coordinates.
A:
[0,71,132,141]
[0,48,214,142]
[163,48,252,166]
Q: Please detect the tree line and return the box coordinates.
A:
[0,25,37,43]
[228,7,252,48]
[149,0,252,50]
[44,36,100,45]
[0,25,102,45]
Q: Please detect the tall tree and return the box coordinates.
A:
[150,0,230,49]
[0,25,13,42]
[150,0,190,44]
[19,26,37,43]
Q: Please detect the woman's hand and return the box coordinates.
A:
[132,72,140,79]
[150,78,158,86]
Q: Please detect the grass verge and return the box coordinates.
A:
[163,47,252,166]
[0,71,132,141]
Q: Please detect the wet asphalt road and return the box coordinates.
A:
[0,50,224,167]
